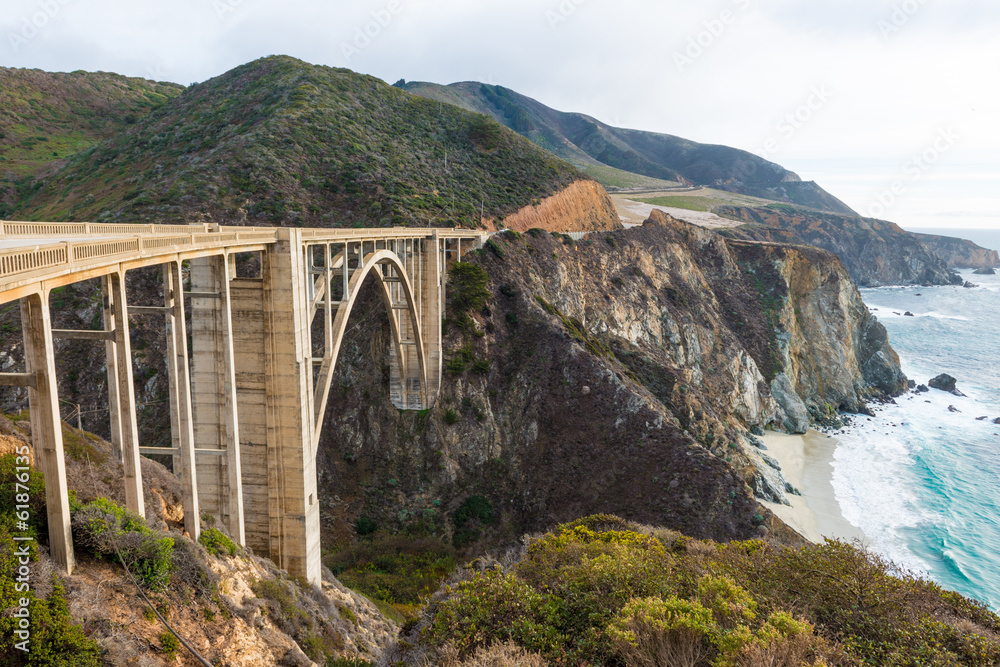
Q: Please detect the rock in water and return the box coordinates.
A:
[963,281,977,288]
[915,384,929,394]
[994,418,1000,425]
[904,311,915,317]
[973,267,996,275]
[948,405,962,413]
[929,374,958,392]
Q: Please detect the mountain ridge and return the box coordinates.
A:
[401,80,858,215]
[8,57,613,231]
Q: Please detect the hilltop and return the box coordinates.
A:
[400,80,856,215]
[0,67,182,217]
[9,57,604,229]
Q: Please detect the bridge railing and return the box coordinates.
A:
[0,230,280,289]
[0,221,217,238]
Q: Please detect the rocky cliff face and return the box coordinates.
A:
[914,232,1000,269]
[315,212,905,549]
[488,179,622,233]
[718,206,961,287]
[728,240,907,432]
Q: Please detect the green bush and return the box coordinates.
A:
[0,515,100,665]
[421,515,1000,666]
[72,497,174,590]
[449,263,490,315]
[198,527,237,557]
[451,496,495,548]
[159,631,180,659]
[353,517,378,537]
[326,534,456,617]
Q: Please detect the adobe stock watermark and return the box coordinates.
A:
[753,85,835,163]
[7,0,72,54]
[865,127,958,219]
[10,442,35,653]
[341,0,403,63]
[878,0,930,39]
[546,0,588,30]
[214,0,247,21]
[674,0,752,73]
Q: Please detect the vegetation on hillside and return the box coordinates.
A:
[406,515,1000,666]
[402,81,856,215]
[0,68,182,220]
[10,56,584,228]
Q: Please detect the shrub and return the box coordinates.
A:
[420,515,1000,666]
[607,596,716,667]
[199,527,237,557]
[72,497,174,590]
[443,409,459,425]
[326,535,456,619]
[452,496,495,548]
[353,517,378,537]
[423,570,563,658]
[471,359,490,374]
[159,631,180,660]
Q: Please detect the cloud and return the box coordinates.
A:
[1,0,997,228]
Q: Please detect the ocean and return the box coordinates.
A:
[832,232,1000,612]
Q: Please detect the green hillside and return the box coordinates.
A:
[10,57,584,228]
[0,68,183,219]
[402,80,856,215]
[0,68,182,179]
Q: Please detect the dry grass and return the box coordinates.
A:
[616,622,709,667]
[437,642,549,667]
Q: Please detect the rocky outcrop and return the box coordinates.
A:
[727,239,907,418]
[315,211,905,547]
[914,233,1000,270]
[718,207,961,287]
[490,179,622,233]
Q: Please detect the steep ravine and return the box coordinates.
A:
[317,212,905,551]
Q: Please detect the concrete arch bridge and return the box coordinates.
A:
[0,222,487,584]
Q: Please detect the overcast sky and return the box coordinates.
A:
[3,0,999,230]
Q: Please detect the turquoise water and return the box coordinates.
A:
[834,265,1000,612]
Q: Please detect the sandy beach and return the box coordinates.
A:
[760,430,867,545]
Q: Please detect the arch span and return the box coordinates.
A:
[311,249,428,446]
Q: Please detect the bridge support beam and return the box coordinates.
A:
[109,271,145,517]
[21,292,74,574]
[259,230,321,585]
[190,255,245,545]
[421,234,443,401]
[163,261,200,540]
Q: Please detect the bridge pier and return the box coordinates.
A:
[20,292,75,574]
[109,270,145,518]
[190,255,245,545]
[252,230,321,583]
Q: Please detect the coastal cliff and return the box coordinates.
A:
[914,232,1000,269]
[488,179,622,233]
[316,211,905,550]
[718,206,960,286]
[729,240,907,431]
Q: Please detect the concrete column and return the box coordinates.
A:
[421,234,443,401]
[163,261,200,540]
[110,271,144,517]
[190,255,244,544]
[101,275,122,462]
[230,276,269,556]
[21,293,74,574]
[262,229,321,585]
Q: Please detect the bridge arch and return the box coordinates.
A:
[311,248,428,444]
